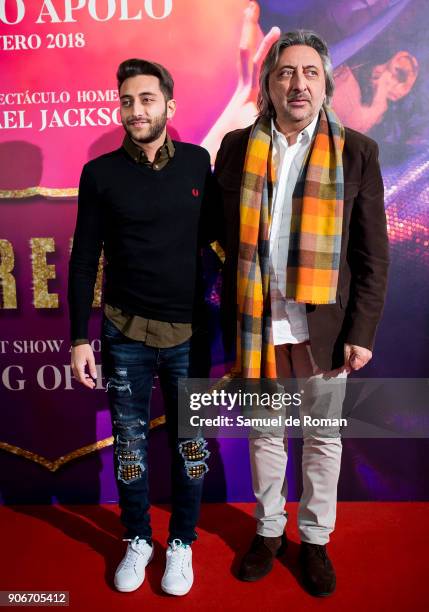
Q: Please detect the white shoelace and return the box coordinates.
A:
[120,536,149,570]
[166,539,188,575]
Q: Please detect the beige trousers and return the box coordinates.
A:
[250,342,346,545]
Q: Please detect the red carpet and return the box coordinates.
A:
[0,503,427,611]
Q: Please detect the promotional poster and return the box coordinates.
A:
[0,0,427,608]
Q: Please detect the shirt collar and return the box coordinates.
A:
[122,132,175,164]
[271,112,319,146]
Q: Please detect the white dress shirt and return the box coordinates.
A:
[269,114,319,345]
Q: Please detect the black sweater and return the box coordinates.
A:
[68,141,213,341]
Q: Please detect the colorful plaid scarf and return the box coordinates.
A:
[235,106,345,378]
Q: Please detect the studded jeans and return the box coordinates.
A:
[101,316,210,545]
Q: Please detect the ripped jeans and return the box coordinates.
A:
[101,316,210,545]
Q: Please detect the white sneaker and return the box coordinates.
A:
[114,536,154,592]
[161,539,194,596]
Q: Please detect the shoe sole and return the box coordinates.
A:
[238,572,271,582]
[114,547,154,593]
[302,576,336,598]
[304,583,336,598]
[161,583,193,597]
[306,588,336,598]
[161,571,193,597]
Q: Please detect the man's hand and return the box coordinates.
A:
[343,343,372,373]
[71,344,97,389]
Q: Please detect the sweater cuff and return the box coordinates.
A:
[71,338,90,347]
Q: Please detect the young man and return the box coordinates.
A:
[68,59,212,596]
[215,31,389,596]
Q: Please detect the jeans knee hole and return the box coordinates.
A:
[117,449,145,484]
[185,460,209,480]
[179,438,210,479]
[178,438,209,461]
[106,378,132,395]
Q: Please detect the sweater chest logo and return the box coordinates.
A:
[192,188,199,197]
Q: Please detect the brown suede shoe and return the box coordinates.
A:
[238,533,288,582]
[299,542,336,597]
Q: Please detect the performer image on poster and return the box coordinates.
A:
[203,0,420,161]
[214,30,389,596]
[68,58,213,597]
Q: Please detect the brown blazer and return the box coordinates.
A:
[214,124,390,371]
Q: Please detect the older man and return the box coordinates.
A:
[215,30,389,596]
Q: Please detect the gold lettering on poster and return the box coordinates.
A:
[0,239,17,308]
[0,235,107,308]
[93,250,104,307]
[30,237,58,308]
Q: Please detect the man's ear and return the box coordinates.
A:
[373,51,418,102]
[166,98,177,120]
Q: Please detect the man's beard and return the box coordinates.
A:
[124,108,167,144]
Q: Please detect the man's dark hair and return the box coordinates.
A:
[116,58,174,101]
